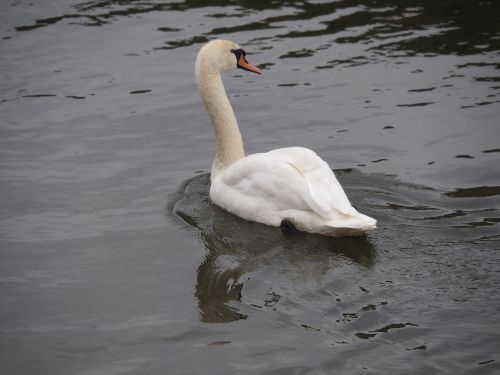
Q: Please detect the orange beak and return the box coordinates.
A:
[237,55,261,75]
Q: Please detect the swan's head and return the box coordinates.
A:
[196,39,261,75]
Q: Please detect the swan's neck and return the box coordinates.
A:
[196,65,245,173]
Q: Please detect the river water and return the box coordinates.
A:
[1,1,499,374]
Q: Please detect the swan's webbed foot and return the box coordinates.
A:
[280,219,298,235]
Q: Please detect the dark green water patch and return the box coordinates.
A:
[445,186,500,198]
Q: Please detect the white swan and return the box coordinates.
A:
[195,40,376,236]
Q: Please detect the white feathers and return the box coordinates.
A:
[210,147,376,236]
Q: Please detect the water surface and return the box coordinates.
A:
[1,1,499,374]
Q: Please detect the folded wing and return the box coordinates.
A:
[218,147,360,221]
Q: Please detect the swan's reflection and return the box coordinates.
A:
[171,174,375,323]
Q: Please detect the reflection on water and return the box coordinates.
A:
[6,0,499,116]
[445,185,500,198]
[171,168,500,328]
[15,0,500,56]
[171,173,375,323]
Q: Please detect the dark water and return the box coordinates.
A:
[1,0,500,374]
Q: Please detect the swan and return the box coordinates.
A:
[195,39,376,236]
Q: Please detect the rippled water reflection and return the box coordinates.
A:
[1,0,499,374]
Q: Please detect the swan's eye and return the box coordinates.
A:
[230,48,246,60]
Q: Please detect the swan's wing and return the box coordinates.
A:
[218,147,356,219]
[267,147,356,217]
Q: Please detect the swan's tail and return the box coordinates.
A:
[322,212,377,237]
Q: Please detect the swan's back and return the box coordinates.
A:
[210,147,376,236]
